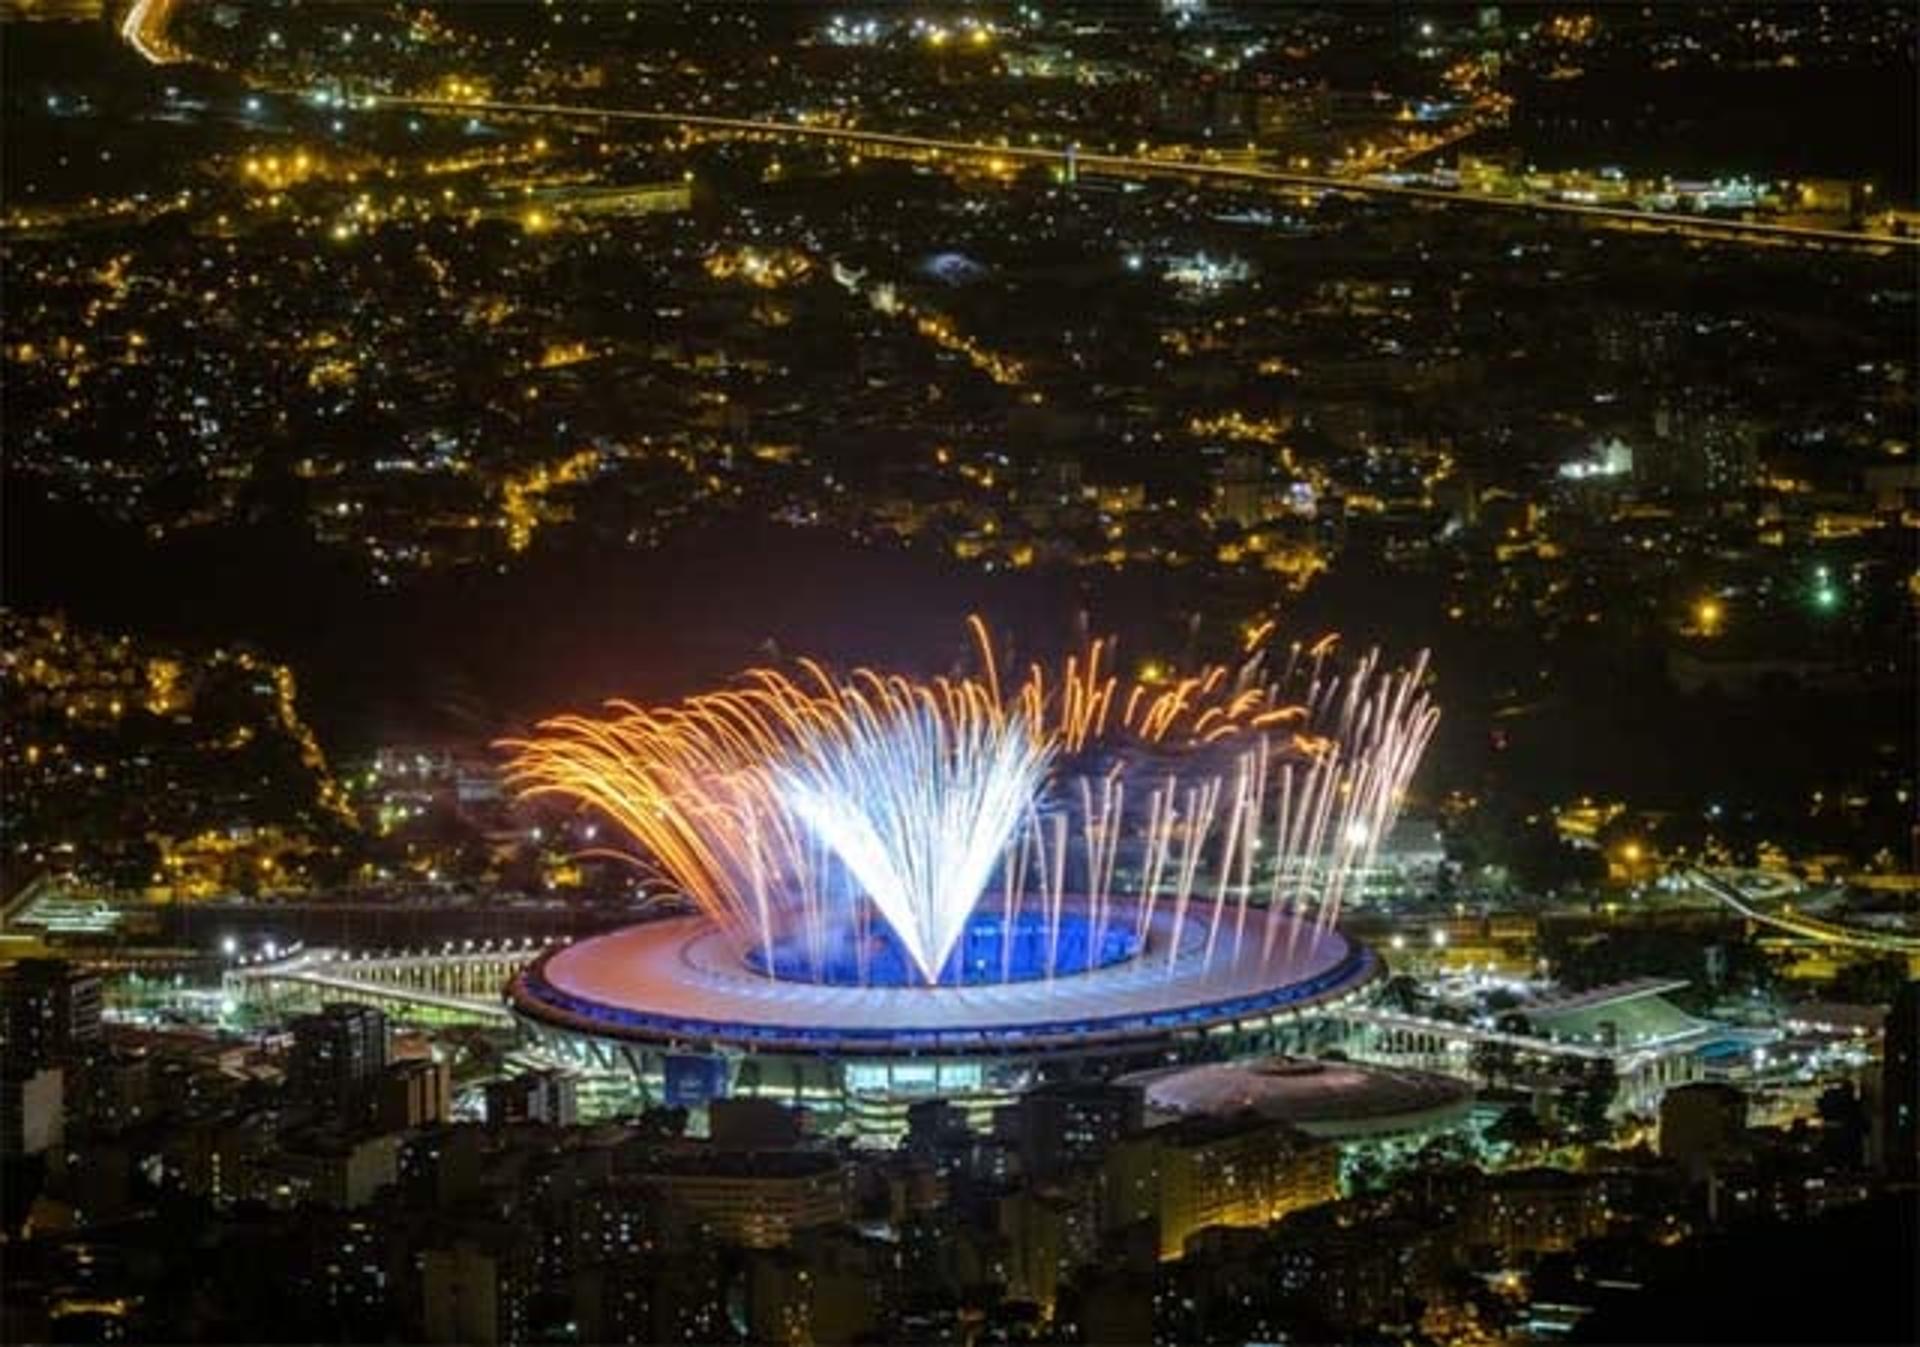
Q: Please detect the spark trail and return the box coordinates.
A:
[505,622,1437,986]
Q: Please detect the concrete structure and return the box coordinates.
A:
[508,911,1378,1135]
[227,943,535,1026]
[482,1069,577,1127]
[1,959,103,1069]
[1002,1081,1145,1181]
[1105,1112,1339,1260]
[1341,980,1716,1112]
[421,1234,531,1347]
[229,917,1379,1140]
[376,1058,452,1131]
[267,1130,403,1209]
[1658,1082,1748,1180]
[647,1151,853,1249]
[710,1096,805,1150]
[1881,981,1918,1180]
[1463,1166,1614,1257]
[288,1002,390,1114]
[1131,1056,1474,1143]
[0,1066,64,1157]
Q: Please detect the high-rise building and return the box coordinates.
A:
[421,1232,533,1347]
[293,1216,390,1337]
[400,1125,485,1209]
[1882,981,1919,1181]
[745,1231,879,1345]
[1659,1082,1748,1181]
[998,1186,1096,1313]
[1648,397,1759,495]
[0,1066,64,1157]
[70,1050,154,1135]
[266,1131,403,1210]
[1465,1166,1614,1256]
[288,1003,390,1115]
[1007,1081,1143,1182]
[569,1246,728,1346]
[160,1112,277,1206]
[710,1096,803,1150]
[1,959,103,1070]
[1213,449,1275,529]
[1105,1112,1337,1259]
[1268,1214,1449,1331]
[482,1069,576,1127]
[1059,1253,1155,1344]
[375,1058,452,1131]
[647,1151,853,1249]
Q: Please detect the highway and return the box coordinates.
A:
[1689,868,1920,955]
[379,95,1915,256]
[116,0,1909,255]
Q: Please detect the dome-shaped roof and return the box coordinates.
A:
[1131,1056,1474,1138]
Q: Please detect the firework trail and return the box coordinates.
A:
[504,620,1437,986]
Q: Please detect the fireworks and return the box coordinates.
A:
[504,620,1438,987]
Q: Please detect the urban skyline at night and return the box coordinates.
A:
[1,3,1915,1345]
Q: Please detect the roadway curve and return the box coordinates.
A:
[1689,868,1920,954]
[120,0,184,66]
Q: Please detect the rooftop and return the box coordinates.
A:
[1128,1056,1474,1139]
[1521,983,1709,1048]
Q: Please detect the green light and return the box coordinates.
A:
[1814,585,1839,611]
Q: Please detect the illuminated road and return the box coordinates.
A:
[381,95,1915,255]
[120,0,183,65]
[1689,868,1920,954]
[115,0,1909,255]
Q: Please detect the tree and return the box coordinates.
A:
[1345,1150,1390,1195]
[1485,987,1523,1013]
[1570,1059,1618,1141]
[101,838,163,893]
[1413,1132,1478,1174]
[1471,1038,1519,1088]
[1816,1083,1869,1168]
[1378,973,1424,1014]
[1510,827,1607,896]
[1828,956,1910,1007]
[1495,1010,1534,1038]
[1486,1104,1553,1155]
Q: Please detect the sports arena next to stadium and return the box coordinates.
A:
[504,620,1438,1133]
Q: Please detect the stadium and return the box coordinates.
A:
[504,621,1435,1133]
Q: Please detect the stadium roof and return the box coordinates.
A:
[1521,979,1708,1048]
[1127,1057,1474,1139]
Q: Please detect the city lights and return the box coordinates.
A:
[5,1,1914,1339]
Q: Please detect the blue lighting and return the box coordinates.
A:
[515,946,1377,1056]
[744,910,1140,987]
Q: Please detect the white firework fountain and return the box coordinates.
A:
[507,621,1438,995]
